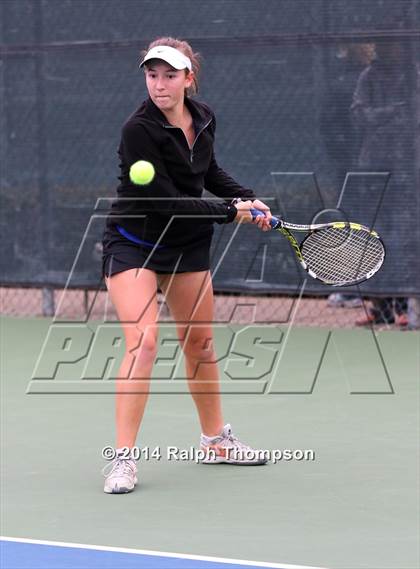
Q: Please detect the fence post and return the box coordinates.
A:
[42,287,55,317]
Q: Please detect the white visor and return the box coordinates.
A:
[140,45,192,71]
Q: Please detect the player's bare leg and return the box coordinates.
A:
[105,268,159,448]
[158,270,224,437]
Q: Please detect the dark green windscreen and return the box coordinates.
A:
[1,0,419,294]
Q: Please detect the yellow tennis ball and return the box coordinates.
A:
[129,160,155,185]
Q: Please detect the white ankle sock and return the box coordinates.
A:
[201,433,221,443]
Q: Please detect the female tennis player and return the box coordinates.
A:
[102,37,272,493]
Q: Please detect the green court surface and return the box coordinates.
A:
[1,316,419,569]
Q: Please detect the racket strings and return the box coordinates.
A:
[300,227,384,285]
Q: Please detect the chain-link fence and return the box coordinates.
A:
[1,0,419,328]
[2,286,420,331]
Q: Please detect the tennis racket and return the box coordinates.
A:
[251,208,385,286]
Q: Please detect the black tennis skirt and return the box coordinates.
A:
[102,224,213,277]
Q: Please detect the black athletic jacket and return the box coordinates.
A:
[106,96,256,246]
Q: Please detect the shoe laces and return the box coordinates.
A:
[102,457,136,478]
[216,427,252,451]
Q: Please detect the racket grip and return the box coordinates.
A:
[250,208,279,229]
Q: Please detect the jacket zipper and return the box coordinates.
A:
[164,118,212,163]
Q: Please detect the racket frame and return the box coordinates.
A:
[254,211,385,287]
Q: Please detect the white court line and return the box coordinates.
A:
[1,536,329,569]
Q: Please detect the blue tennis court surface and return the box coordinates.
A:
[1,538,327,569]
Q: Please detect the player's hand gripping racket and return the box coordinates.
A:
[251,209,385,286]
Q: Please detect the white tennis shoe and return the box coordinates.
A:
[200,424,268,465]
[103,456,138,494]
